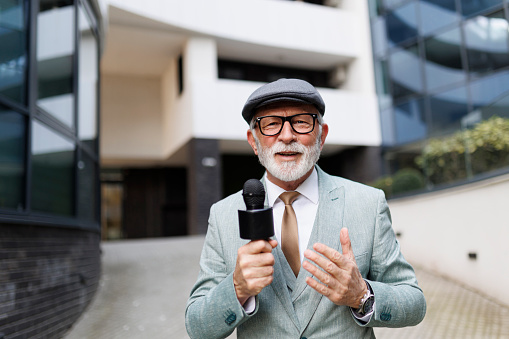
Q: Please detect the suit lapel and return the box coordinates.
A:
[292,168,346,331]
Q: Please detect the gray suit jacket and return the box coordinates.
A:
[186,167,426,338]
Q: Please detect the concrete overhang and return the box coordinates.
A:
[100,2,355,77]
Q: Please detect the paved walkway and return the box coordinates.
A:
[64,236,509,339]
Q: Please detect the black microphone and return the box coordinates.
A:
[238,179,274,240]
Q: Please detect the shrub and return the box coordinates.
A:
[391,168,425,195]
[416,116,509,185]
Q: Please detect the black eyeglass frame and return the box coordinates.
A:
[255,113,319,136]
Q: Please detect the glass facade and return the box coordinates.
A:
[369,0,509,195]
[37,0,75,128]
[0,0,27,103]
[0,104,25,210]
[31,120,75,215]
[0,0,100,229]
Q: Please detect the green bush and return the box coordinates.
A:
[416,116,509,185]
[391,168,425,195]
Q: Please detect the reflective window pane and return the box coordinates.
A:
[372,16,388,59]
[389,44,423,100]
[470,71,509,111]
[78,4,98,151]
[374,60,392,109]
[0,0,27,103]
[424,27,466,91]
[460,0,503,17]
[395,98,427,144]
[386,2,419,45]
[380,107,397,146]
[31,120,75,216]
[419,0,460,35]
[77,151,97,223]
[383,0,408,10]
[429,86,469,136]
[464,11,509,74]
[0,105,25,209]
[37,0,75,128]
[368,0,384,17]
[478,89,509,120]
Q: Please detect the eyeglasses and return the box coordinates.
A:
[255,113,318,136]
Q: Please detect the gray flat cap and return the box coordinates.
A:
[242,78,325,123]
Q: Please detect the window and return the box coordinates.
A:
[218,59,333,88]
[470,71,509,111]
[77,150,97,223]
[389,43,423,101]
[424,27,466,91]
[460,0,503,17]
[418,0,459,35]
[0,0,100,227]
[78,3,98,152]
[31,120,75,216]
[383,0,409,10]
[0,105,25,210]
[386,2,418,45]
[37,0,75,128]
[394,98,427,144]
[429,85,469,136]
[0,0,27,103]
[380,107,397,146]
[464,10,509,74]
[372,16,389,59]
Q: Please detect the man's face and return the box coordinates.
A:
[247,103,328,188]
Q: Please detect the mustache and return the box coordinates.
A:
[266,141,307,154]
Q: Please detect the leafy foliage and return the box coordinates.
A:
[371,168,425,197]
[392,168,425,195]
[416,116,509,185]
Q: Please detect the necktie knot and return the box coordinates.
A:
[279,191,300,206]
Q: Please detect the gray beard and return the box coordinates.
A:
[254,134,322,183]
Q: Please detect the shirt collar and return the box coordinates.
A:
[265,167,319,207]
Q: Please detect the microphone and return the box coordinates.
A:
[238,179,274,240]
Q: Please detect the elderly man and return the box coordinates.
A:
[186,79,426,338]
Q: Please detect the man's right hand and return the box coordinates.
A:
[233,239,278,305]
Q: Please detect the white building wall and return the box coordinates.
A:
[101,75,163,162]
[99,0,380,163]
[388,174,509,306]
[105,0,360,60]
[161,58,189,159]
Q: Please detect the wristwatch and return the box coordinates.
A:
[357,283,375,315]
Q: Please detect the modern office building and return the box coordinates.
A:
[366,0,509,306]
[98,0,381,238]
[368,0,509,194]
[0,0,102,337]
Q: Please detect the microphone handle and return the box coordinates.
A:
[238,208,274,240]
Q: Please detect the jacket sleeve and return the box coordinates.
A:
[185,203,257,339]
[357,190,426,328]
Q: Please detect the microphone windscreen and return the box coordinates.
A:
[242,179,265,210]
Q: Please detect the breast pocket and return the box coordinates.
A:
[353,251,370,276]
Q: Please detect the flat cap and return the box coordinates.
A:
[242,78,325,123]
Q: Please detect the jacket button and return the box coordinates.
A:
[225,312,236,325]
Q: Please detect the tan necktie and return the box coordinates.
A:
[279,191,301,277]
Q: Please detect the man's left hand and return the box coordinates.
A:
[302,227,366,308]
